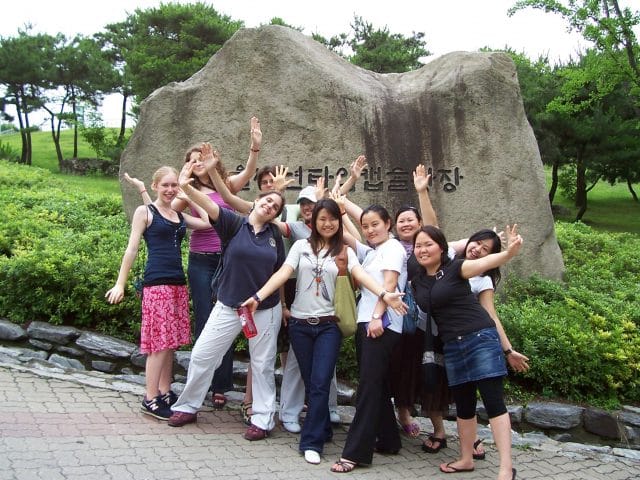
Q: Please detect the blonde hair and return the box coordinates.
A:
[151,166,179,186]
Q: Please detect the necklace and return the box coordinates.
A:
[313,251,329,297]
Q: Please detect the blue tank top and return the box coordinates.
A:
[143,204,187,286]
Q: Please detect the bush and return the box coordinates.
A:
[0,140,19,163]
[499,222,640,405]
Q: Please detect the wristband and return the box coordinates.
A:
[378,290,388,299]
[503,348,513,356]
[139,189,146,194]
[251,148,260,152]
[252,293,262,303]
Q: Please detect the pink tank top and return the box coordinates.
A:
[189,191,231,253]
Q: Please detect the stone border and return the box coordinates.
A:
[1,318,638,451]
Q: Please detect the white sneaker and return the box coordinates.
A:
[282,421,301,433]
[329,410,341,423]
[304,450,321,464]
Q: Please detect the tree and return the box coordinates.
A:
[0,29,57,165]
[41,35,118,169]
[103,2,243,105]
[314,16,430,73]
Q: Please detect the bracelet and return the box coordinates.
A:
[378,290,388,299]
[503,348,513,356]
[252,293,262,303]
[250,148,260,153]
[340,209,346,216]
[139,189,146,194]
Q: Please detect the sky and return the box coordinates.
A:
[4,0,637,127]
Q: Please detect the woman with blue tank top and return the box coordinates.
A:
[106,166,210,421]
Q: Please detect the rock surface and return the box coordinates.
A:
[120,25,564,280]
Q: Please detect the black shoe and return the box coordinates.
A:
[161,390,178,407]
[141,395,172,420]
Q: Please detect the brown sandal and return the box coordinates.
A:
[240,402,252,425]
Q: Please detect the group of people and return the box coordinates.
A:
[106,117,529,480]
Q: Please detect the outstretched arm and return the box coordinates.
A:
[350,265,406,315]
[241,264,295,312]
[460,224,523,279]
[228,116,262,193]
[202,144,253,214]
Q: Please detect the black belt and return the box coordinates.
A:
[190,252,221,256]
[291,315,338,325]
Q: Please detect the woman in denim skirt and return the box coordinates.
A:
[411,225,523,480]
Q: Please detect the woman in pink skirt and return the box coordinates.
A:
[106,166,209,420]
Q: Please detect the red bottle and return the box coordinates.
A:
[237,305,258,339]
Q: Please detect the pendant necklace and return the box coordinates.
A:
[313,250,328,296]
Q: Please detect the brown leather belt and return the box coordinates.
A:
[291,315,338,325]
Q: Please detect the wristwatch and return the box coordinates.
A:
[503,348,513,356]
[372,313,382,320]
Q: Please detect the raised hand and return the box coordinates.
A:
[413,164,431,193]
[505,224,523,257]
[250,116,262,151]
[350,155,367,179]
[200,142,220,172]
[271,165,295,192]
[123,173,145,192]
[315,176,327,201]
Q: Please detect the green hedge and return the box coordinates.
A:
[0,161,638,405]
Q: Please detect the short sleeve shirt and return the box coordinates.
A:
[285,240,358,318]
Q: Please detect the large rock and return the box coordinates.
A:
[120,25,564,280]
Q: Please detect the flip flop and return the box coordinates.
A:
[473,438,486,460]
[439,462,474,474]
[422,435,447,453]
[401,421,421,438]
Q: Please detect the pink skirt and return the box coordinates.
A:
[140,285,191,354]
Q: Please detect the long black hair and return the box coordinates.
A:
[458,229,502,287]
[308,199,344,258]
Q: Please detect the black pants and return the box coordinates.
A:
[341,324,401,465]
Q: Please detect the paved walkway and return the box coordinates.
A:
[1,362,639,480]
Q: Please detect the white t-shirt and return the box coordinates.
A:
[285,239,358,318]
[355,238,407,334]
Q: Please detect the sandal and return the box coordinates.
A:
[422,435,447,453]
[401,421,421,438]
[240,402,252,426]
[330,458,357,473]
[473,438,486,460]
[212,393,227,410]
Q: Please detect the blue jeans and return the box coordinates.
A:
[188,252,234,394]
[289,319,342,454]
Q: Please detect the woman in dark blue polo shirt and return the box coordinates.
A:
[168,143,286,442]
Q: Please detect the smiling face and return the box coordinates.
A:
[152,172,179,204]
[465,237,497,260]
[413,231,444,270]
[254,192,283,220]
[395,209,421,242]
[315,207,339,242]
[360,211,391,247]
[299,200,315,223]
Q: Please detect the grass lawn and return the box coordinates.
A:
[546,171,640,235]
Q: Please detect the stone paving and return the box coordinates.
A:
[1,362,639,480]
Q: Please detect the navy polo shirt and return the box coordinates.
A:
[212,207,285,309]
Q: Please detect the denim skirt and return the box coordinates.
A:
[443,327,507,386]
